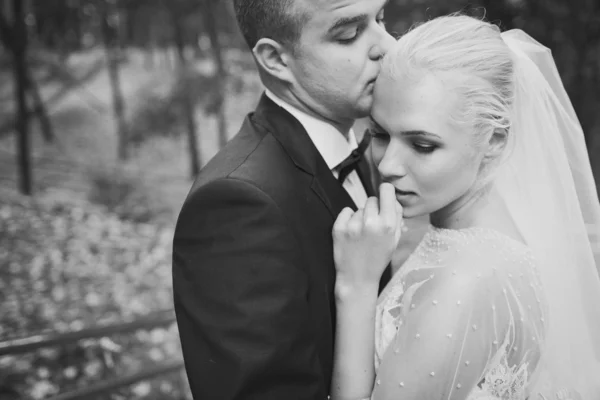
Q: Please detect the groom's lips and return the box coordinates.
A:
[366,79,376,93]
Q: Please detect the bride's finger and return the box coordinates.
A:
[394,201,404,243]
[333,207,354,236]
[363,197,379,224]
[378,183,397,222]
[347,208,364,235]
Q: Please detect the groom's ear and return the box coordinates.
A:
[483,127,508,162]
[253,38,295,83]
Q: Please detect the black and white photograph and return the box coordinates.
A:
[1,0,600,399]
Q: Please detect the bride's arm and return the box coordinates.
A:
[331,283,379,400]
[330,184,403,400]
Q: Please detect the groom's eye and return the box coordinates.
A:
[337,28,360,44]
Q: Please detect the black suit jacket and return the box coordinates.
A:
[172,94,390,400]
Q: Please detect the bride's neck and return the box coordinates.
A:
[430,185,527,244]
[430,185,498,230]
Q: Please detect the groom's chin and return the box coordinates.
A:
[354,96,374,118]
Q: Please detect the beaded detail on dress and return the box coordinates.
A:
[373,226,548,400]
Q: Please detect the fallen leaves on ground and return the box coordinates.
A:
[0,190,185,399]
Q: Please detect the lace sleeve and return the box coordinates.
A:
[372,252,545,400]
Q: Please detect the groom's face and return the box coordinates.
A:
[286,0,394,121]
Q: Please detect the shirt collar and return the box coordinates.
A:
[265,90,357,170]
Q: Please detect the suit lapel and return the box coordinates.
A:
[313,155,357,214]
[252,94,357,216]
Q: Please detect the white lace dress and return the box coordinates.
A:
[372,227,550,400]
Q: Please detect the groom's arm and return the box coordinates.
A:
[173,178,326,400]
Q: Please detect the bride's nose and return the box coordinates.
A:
[377,146,407,180]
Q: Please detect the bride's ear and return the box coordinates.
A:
[253,38,295,83]
[483,127,508,162]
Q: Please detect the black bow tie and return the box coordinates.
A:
[337,129,372,184]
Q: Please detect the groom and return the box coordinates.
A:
[172,0,395,398]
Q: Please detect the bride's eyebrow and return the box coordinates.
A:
[401,130,442,139]
[368,117,441,139]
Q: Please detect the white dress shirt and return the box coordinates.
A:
[265,90,368,208]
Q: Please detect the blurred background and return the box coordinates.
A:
[0,0,598,399]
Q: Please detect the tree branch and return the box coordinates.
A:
[0,8,15,51]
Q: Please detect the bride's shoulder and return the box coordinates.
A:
[424,226,538,279]
[400,226,542,314]
[393,226,543,322]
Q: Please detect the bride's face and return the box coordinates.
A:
[370,71,485,218]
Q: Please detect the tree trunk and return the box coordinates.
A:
[72,3,82,50]
[0,9,54,144]
[12,0,32,195]
[202,0,228,148]
[101,2,129,161]
[170,4,201,177]
[25,70,54,143]
[124,3,136,47]
[117,2,127,51]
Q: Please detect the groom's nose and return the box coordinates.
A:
[369,30,396,60]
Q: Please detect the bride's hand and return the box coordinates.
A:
[333,183,403,297]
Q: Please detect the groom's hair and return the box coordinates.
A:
[233,0,308,49]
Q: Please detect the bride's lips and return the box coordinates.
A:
[395,189,415,197]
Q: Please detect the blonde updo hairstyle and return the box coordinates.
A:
[383,14,516,188]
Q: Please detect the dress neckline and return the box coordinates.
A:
[428,225,530,250]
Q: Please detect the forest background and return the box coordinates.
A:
[0,0,598,398]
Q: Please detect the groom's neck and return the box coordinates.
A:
[266,86,355,135]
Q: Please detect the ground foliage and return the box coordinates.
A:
[0,190,184,399]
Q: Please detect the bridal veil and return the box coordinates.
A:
[496,29,600,399]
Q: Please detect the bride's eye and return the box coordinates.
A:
[412,142,438,154]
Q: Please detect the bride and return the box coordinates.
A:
[331,15,600,400]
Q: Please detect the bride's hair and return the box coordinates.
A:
[383,15,515,162]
